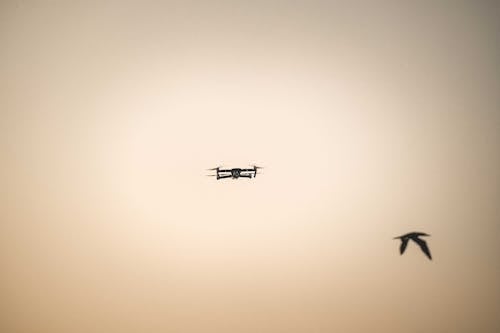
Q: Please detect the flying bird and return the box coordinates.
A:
[394,232,432,260]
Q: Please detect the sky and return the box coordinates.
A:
[1,1,499,332]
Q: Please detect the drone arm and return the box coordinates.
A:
[238,174,253,178]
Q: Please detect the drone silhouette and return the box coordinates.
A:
[394,232,432,260]
[207,165,262,180]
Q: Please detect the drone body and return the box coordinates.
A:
[208,166,262,180]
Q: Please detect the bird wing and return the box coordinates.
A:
[413,232,430,237]
[413,237,432,260]
[400,238,409,255]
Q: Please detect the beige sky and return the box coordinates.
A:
[1,1,499,332]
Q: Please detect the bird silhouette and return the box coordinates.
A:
[394,232,432,260]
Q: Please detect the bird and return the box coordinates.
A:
[394,232,432,260]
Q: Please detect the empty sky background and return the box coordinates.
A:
[1,1,499,332]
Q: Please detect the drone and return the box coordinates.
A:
[207,165,263,179]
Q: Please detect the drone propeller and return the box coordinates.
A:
[207,166,223,171]
[250,164,263,177]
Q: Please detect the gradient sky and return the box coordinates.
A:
[1,1,499,332]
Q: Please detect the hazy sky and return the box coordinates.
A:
[1,1,499,332]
